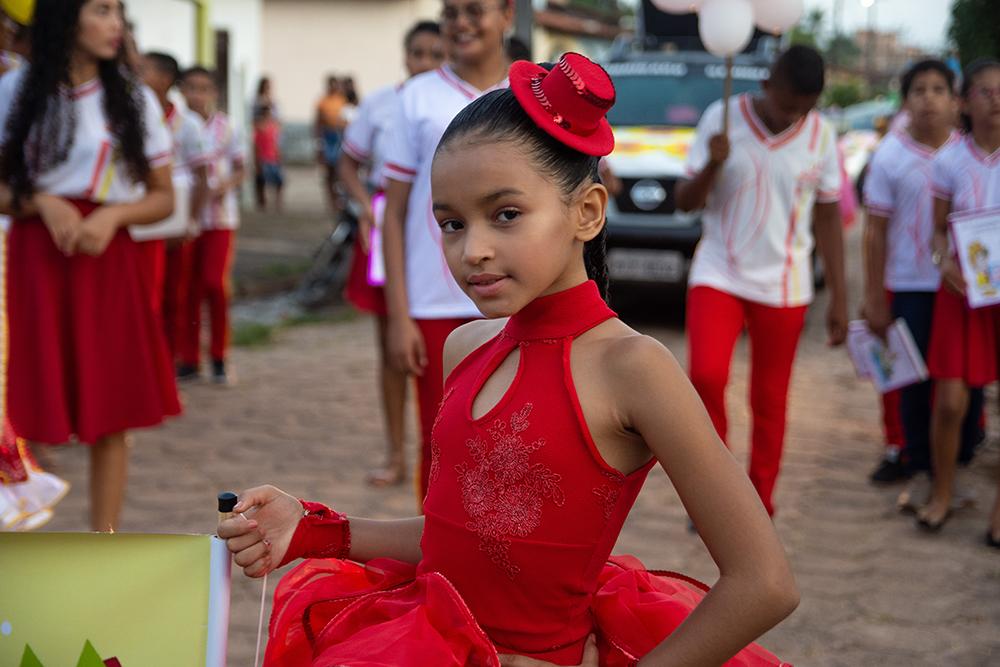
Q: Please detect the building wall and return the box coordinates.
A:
[129,0,199,67]
[261,0,439,124]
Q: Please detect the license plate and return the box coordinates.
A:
[608,249,685,283]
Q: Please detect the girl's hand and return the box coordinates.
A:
[388,315,427,376]
[826,296,848,347]
[708,133,730,166]
[218,485,303,578]
[77,206,122,256]
[358,203,375,254]
[861,293,892,340]
[36,195,83,256]
[940,255,967,295]
[499,635,598,667]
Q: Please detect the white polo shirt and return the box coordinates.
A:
[342,84,400,191]
[0,67,172,204]
[685,93,841,307]
[199,112,245,231]
[383,64,506,320]
[932,134,1000,216]
[864,130,959,292]
[166,104,209,187]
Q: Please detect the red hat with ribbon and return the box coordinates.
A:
[509,52,616,157]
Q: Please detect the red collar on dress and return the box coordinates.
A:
[503,281,615,341]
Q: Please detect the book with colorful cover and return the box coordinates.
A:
[949,206,1000,309]
[847,318,928,393]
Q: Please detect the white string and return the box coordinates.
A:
[254,571,268,667]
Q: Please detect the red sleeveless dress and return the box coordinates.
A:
[265,281,790,667]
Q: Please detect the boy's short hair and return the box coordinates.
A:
[404,20,440,50]
[145,51,180,84]
[900,59,955,98]
[770,45,826,96]
[181,66,218,86]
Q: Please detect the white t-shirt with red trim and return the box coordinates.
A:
[166,104,209,187]
[863,130,960,292]
[383,64,506,320]
[685,93,841,307]
[342,84,400,191]
[199,112,245,231]
[931,134,1000,217]
[0,67,172,204]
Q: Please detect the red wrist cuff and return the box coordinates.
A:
[279,500,351,567]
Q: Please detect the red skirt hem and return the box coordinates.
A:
[926,286,1000,387]
[8,203,181,445]
[264,555,790,667]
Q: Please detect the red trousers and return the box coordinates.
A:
[179,229,234,366]
[163,239,194,361]
[880,390,904,450]
[686,286,807,515]
[414,317,472,504]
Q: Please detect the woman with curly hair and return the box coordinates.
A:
[0,0,179,531]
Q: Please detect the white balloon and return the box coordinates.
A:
[751,0,804,35]
[650,0,704,13]
[698,0,755,57]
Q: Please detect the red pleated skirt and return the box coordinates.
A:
[927,286,1000,387]
[8,200,181,444]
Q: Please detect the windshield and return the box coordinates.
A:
[606,66,765,127]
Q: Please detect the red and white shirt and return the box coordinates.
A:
[685,93,841,307]
[384,64,507,320]
[932,134,1000,217]
[0,67,172,204]
[199,112,245,231]
[864,130,960,292]
[342,84,400,191]
[165,104,209,187]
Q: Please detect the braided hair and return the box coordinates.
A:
[0,0,150,210]
[434,87,611,301]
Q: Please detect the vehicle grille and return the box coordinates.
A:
[615,177,678,215]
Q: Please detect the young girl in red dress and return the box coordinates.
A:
[220,54,798,666]
[921,59,1000,538]
[0,0,179,532]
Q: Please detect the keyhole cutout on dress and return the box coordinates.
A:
[470,345,523,421]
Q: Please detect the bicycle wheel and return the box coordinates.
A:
[296,220,356,309]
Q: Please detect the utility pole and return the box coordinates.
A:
[515,0,534,59]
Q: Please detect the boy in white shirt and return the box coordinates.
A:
[862,59,984,498]
[178,66,245,384]
[675,45,848,516]
[382,0,512,503]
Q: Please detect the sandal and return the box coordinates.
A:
[366,465,407,488]
[916,508,952,533]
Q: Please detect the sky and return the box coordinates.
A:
[803,0,954,50]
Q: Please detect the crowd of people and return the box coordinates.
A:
[1,0,998,664]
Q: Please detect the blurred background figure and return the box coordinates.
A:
[315,74,347,214]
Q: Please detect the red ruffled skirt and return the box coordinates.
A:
[265,555,790,667]
[8,201,181,444]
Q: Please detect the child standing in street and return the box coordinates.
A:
[220,53,798,667]
[178,66,245,384]
[339,20,444,487]
[382,0,512,503]
[0,0,179,531]
[920,59,1000,535]
[253,104,283,212]
[861,59,984,510]
[675,45,848,516]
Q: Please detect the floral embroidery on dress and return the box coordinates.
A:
[429,387,455,486]
[455,403,564,579]
[592,470,624,521]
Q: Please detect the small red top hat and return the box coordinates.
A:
[509,52,616,157]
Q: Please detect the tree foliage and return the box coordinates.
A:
[949,0,1000,66]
